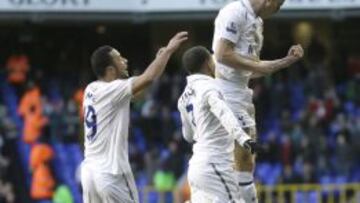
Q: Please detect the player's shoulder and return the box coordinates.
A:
[84,81,98,94]
[192,76,219,95]
[177,89,186,107]
[178,84,191,107]
[87,78,130,91]
[220,1,245,17]
[221,1,242,10]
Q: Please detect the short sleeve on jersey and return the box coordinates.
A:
[107,77,135,104]
[217,7,243,44]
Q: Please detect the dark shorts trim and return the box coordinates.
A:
[122,174,135,201]
[211,163,235,203]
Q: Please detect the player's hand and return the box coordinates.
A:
[243,139,263,154]
[165,31,188,53]
[287,44,304,59]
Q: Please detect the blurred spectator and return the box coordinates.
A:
[43,98,64,142]
[140,99,161,145]
[18,83,48,144]
[144,147,160,185]
[31,163,56,200]
[30,143,54,171]
[280,135,293,166]
[334,134,352,176]
[261,132,280,163]
[0,180,14,203]
[62,99,80,143]
[159,107,176,144]
[162,140,183,179]
[73,88,84,121]
[0,103,16,203]
[301,162,317,183]
[6,54,29,85]
[53,185,74,203]
[173,172,190,203]
[280,110,293,133]
[0,106,17,140]
[282,165,301,184]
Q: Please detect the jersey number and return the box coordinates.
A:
[85,105,97,142]
[186,104,196,127]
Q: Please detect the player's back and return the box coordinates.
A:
[178,74,234,165]
[82,78,133,174]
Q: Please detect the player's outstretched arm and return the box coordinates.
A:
[206,90,250,145]
[214,38,304,75]
[206,90,262,153]
[132,31,188,95]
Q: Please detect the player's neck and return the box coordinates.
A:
[199,69,213,78]
[99,75,116,82]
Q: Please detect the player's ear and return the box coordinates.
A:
[265,0,272,7]
[204,58,215,77]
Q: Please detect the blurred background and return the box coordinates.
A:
[0,0,359,203]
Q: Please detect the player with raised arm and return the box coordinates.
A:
[178,46,262,203]
[212,0,304,202]
[81,32,188,203]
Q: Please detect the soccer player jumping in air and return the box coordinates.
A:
[212,0,304,202]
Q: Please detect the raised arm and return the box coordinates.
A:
[132,32,188,95]
[214,38,304,75]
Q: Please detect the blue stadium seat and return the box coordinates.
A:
[133,127,147,153]
[256,162,271,184]
[147,191,159,203]
[37,200,52,203]
[290,83,305,114]
[52,142,83,203]
[320,175,331,185]
[295,191,319,203]
[350,165,360,182]
[171,111,182,128]
[344,101,355,116]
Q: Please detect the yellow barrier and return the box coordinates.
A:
[257,183,360,203]
[141,183,360,203]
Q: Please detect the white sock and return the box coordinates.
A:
[237,172,258,203]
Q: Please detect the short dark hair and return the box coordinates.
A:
[90,45,114,78]
[182,46,211,74]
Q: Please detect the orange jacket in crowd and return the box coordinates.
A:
[30,144,54,171]
[18,86,48,144]
[73,88,84,120]
[30,163,55,200]
[6,54,29,84]
[22,113,48,144]
[182,180,190,201]
[18,86,42,117]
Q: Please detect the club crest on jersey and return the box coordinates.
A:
[86,92,96,102]
[226,22,237,34]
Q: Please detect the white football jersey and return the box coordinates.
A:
[82,77,135,175]
[178,74,250,166]
[212,0,264,89]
